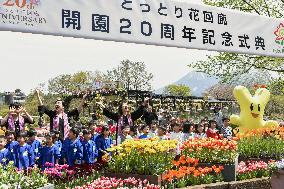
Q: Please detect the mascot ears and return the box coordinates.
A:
[254,87,270,106]
[233,86,251,105]
[233,86,270,106]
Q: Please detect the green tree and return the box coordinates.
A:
[189,0,284,83]
[24,91,40,116]
[266,78,284,118]
[107,60,153,91]
[164,84,191,96]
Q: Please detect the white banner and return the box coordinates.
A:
[1,0,284,57]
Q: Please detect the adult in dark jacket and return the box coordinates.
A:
[142,106,158,126]
[1,103,34,137]
[96,98,149,134]
[36,90,87,140]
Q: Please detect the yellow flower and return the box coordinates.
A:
[125,147,131,153]
[119,153,126,157]
[149,149,156,154]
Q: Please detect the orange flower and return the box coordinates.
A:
[193,170,201,177]
[179,155,187,165]
[214,168,221,174]
[172,160,180,167]
[188,166,196,173]
[212,165,224,174]
[194,158,199,167]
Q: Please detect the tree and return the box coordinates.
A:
[266,78,284,118]
[107,60,153,91]
[188,0,284,83]
[205,84,234,100]
[48,71,105,94]
[164,84,191,96]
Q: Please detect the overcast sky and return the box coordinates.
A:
[0,0,214,94]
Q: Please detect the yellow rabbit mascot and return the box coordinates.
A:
[230,86,279,132]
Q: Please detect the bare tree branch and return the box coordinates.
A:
[241,0,261,15]
[263,0,271,17]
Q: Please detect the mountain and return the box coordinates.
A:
[155,72,220,97]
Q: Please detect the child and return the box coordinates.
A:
[95,126,113,162]
[220,118,233,139]
[53,130,62,154]
[5,131,18,161]
[206,120,221,139]
[27,129,41,165]
[62,128,83,167]
[51,130,63,164]
[149,121,158,138]
[40,134,60,169]
[157,126,168,140]
[89,121,99,142]
[82,129,97,171]
[138,125,150,139]
[129,126,137,139]
[14,132,34,170]
[170,123,183,143]
[119,125,132,143]
[0,137,13,167]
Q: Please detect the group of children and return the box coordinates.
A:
[125,117,232,143]
[0,115,232,171]
[0,123,113,171]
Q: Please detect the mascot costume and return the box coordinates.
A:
[230,86,279,132]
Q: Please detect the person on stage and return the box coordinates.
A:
[36,90,87,140]
[96,98,150,134]
[1,103,34,137]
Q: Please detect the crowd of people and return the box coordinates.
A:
[0,90,234,171]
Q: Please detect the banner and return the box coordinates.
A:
[1,0,284,57]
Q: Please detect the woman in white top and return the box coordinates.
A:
[194,124,206,138]
[170,123,183,155]
[170,123,183,142]
[182,122,195,142]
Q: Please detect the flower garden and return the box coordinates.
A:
[2,126,284,189]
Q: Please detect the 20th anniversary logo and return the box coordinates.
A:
[0,0,47,27]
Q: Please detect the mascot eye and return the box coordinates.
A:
[250,103,254,111]
[258,104,261,111]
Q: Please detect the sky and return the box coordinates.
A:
[0,0,213,94]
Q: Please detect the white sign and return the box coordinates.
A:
[1,0,284,57]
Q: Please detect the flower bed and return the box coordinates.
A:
[181,138,238,164]
[0,162,49,189]
[180,138,238,182]
[107,138,177,175]
[163,155,224,188]
[238,136,284,160]
[237,161,270,181]
[70,176,162,189]
[237,127,284,161]
[43,163,101,189]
